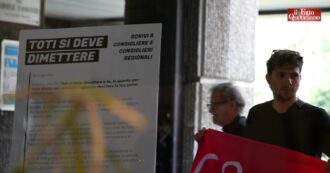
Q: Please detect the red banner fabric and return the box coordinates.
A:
[191,129,327,173]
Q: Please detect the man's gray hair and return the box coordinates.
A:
[211,82,245,113]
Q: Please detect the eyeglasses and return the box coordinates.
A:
[206,100,228,110]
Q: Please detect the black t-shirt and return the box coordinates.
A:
[244,99,330,158]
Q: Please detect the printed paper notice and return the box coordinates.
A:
[8,24,161,173]
[0,39,19,111]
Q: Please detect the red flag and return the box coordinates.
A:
[191,129,327,173]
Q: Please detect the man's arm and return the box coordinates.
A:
[194,127,207,144]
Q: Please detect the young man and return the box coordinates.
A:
[244,49,330,170]
[194,82,246,143]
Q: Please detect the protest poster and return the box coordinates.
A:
[8,23,162,173]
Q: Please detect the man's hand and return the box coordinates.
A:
[194,128,207,144]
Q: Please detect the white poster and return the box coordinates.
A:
[9,24,161,173]
[0,0,40,26]
[1,39,19,111]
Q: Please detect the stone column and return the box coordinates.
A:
[181,0,257,172]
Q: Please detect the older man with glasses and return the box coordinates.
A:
[194,82,246,143]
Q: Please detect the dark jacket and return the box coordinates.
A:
[223,115,246,136]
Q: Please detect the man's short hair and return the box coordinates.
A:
[267,49,304,75]
[211,82,245,113]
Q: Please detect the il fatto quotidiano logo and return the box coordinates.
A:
[287,8,321,21]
